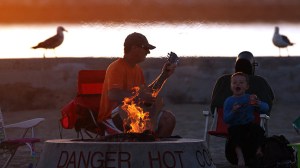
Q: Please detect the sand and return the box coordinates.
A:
[1,103,299,167]
[0,57,300,167]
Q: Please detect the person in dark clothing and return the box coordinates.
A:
[209,51,275,166]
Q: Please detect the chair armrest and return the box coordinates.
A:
[4,118,45,129]
[259,114,270,136]
[203,110,210,116]
[203,111,211,142]
[259,114,270,120]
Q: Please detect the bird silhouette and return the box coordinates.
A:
[272,26,294,56]
[32,26,67,58]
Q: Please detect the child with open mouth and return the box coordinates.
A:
[223,72,269,167]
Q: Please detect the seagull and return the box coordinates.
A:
[32,26,67,58]
[272,26,294,56]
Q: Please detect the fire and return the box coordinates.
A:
[121,86,153,133]
[151,90,159,98]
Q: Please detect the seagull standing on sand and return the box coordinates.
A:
[272,26,294,56]
[32,26,67,58]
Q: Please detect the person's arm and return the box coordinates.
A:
[210,75,232,114]
[250,76,274,115]
[211,78,224,114]
[249,94,270,114]
[223,98,237,124]
[148,62,176,97]
[257,100,269,114]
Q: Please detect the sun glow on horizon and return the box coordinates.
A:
[0,22,299,59]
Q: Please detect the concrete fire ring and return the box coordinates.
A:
[37,138,215,168]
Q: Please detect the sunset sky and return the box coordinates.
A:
[1,0,300,23]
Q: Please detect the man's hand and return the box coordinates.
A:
[137,85,156,104]
[249,94,259,106]
[162,62,177,78]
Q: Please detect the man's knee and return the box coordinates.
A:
[157,110,176,137]
[161,110,175,123]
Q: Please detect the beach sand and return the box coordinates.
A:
[0,57,300,167]
[1,103,299,167]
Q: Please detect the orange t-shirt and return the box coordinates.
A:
[98,58,145,122]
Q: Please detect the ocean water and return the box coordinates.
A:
[0,22,299,58]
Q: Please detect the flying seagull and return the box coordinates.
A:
[272,26,294,56]
[32,26,67,58]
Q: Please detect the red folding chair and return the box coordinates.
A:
[60,70,106,139]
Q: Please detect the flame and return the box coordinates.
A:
[151,90,159,98]
[121,86,153,133]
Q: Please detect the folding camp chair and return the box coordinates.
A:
[60,70,106,139]
[203,107,270,147]
[203,107,270,165]
[0,109,44,168]
[293,116,300,135]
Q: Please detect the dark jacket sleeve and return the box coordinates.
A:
[248,75,274,115]
[210,74,232,114]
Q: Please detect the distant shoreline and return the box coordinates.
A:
[0,56,299,73]
[1,3,300,23]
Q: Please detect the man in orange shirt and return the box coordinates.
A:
[98,32,176,137]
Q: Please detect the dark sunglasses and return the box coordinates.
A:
[139,45,150,53]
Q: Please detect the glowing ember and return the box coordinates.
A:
[121,86,153,133]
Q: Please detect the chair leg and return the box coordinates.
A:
[84,129,94,139]
[31,148,39,168]
[79,130,84,140]
[2,148,18,168]
[206,134,211,150]
[58,121,63,139]
[27,143,38,168]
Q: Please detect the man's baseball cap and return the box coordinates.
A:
[124,32,156,50]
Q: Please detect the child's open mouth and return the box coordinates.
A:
[235,87,241,91]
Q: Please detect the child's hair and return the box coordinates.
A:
[231,72,249,84]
